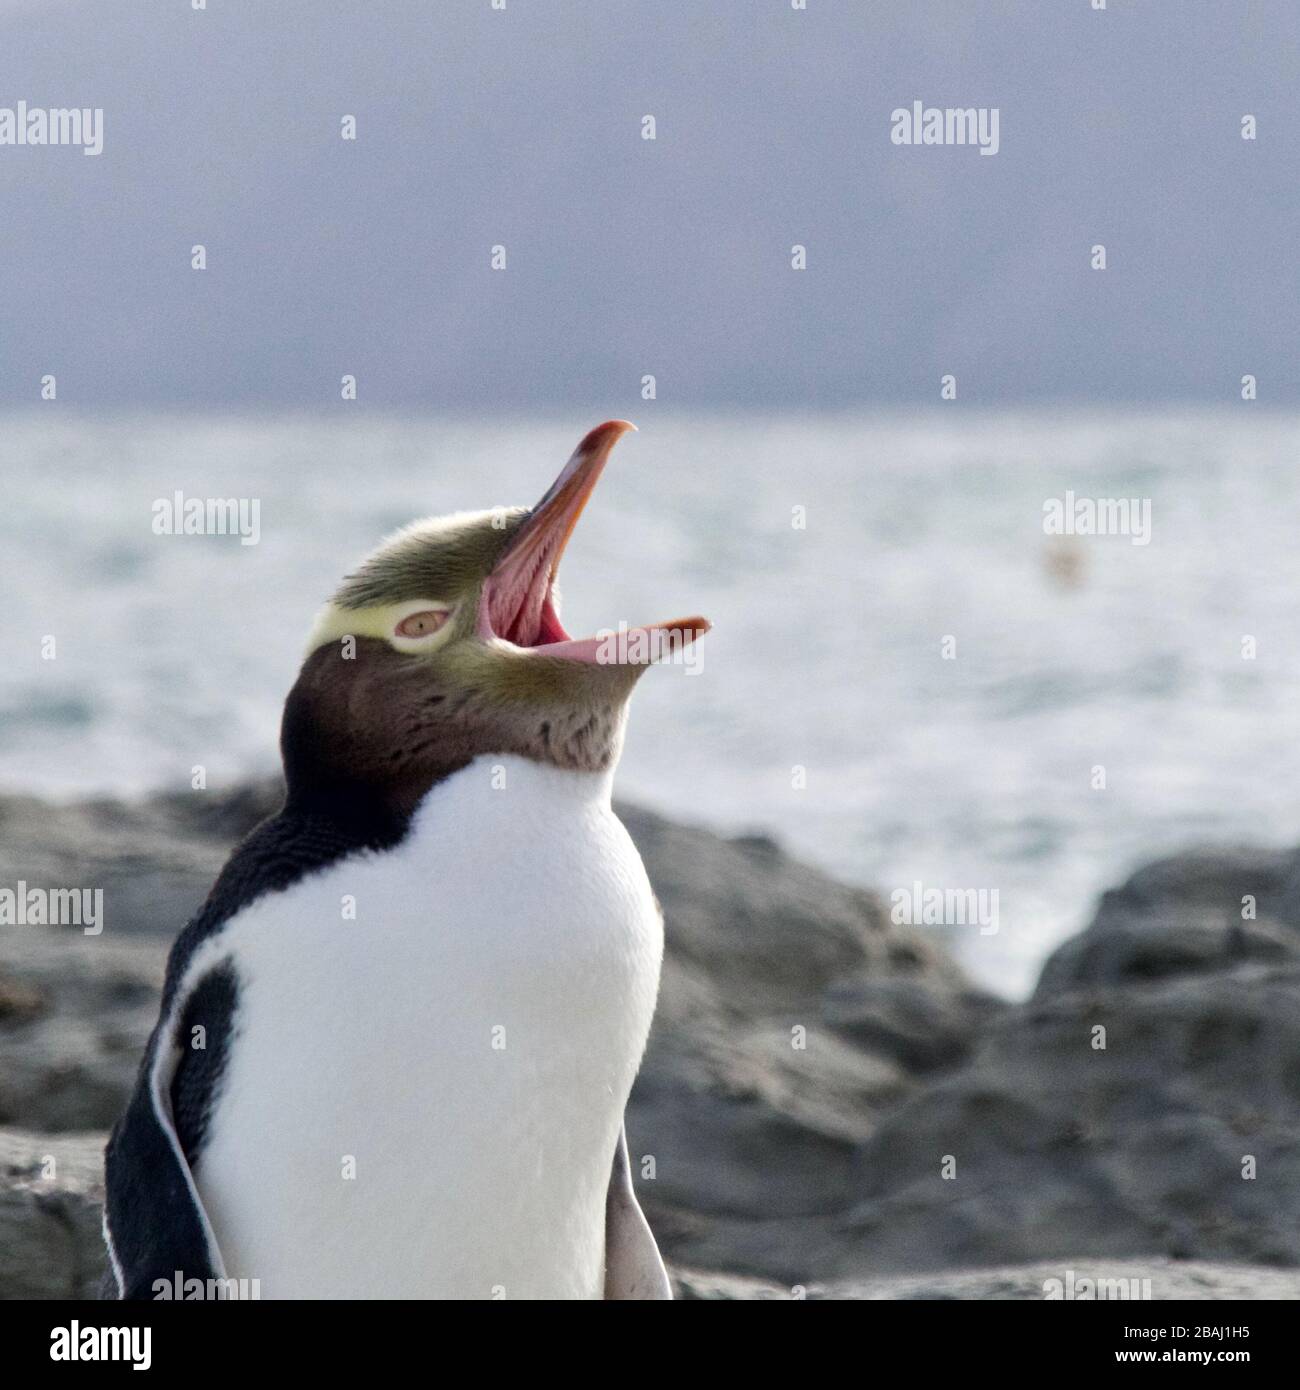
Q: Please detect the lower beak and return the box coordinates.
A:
[478,422,710,663]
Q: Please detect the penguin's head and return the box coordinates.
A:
[282,421,708,816]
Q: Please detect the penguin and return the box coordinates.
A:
[102,421,708,1300]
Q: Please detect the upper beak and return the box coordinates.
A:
[478,421,710,661]
[505,420,634,580]
[480,421,635,646]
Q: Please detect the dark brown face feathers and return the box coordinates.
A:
[281,637,636,819]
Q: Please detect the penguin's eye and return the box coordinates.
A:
[395,609,451,639]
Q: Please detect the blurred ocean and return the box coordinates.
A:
[2,410,1298,998]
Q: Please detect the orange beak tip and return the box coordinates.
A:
[578,419,636,456]
[664,615,711,641]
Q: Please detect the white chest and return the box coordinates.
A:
[189,756,663,1299]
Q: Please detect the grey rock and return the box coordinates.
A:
[675,1259,1300,1301]
[0,1128,108,1299]
[1274,850,1300,929]
[0,781,282,942]
[1036,846,1300,997]
[823,975,1002,1074]
[0,928,163,1132]
[813,847,1300,1284]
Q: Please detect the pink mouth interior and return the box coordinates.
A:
[476,514,570,648]
[476,421,709,665]
[478,555,707,666]
[485,567,570,649]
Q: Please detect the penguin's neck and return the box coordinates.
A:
[281,751,617,849]
[407,752,617,835]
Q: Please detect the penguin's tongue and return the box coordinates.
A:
[477,421,709,665]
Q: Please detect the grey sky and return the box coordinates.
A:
[1,0,1296,409]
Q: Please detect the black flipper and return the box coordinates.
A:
[102,968,235,1300]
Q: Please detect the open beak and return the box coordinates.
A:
[477,421,710,664]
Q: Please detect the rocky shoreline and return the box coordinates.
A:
[3,781,1298,1299]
